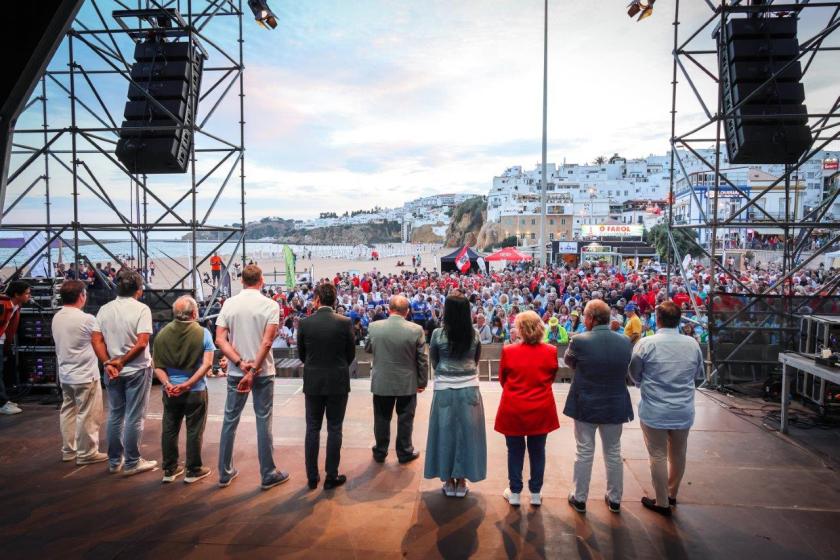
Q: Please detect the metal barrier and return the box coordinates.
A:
[264,343,575,381]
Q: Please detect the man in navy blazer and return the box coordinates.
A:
[563,299,633,515]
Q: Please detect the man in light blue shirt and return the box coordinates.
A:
[629,300,704,517]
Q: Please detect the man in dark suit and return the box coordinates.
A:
[562,299,633,515]
[297,282,356,490]
[365,295,428,464]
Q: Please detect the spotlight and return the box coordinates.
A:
[627,0,655,21]
[248,0,278,29]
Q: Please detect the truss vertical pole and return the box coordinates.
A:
[667,0,681,289]
[238,0,247,268]
[69,33,80,268]
[41,77,53,275]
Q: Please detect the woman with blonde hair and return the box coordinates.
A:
[495,311,560,506]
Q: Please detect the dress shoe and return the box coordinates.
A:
[371,446,386,463]
[398,451,420,464]
[307,477,320,490]
[641,496,672,517]
[568,495,586,514]
[324,474,347,489]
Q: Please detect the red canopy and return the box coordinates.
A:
[485,246,533,262]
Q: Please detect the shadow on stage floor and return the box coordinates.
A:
[1,379,839,559]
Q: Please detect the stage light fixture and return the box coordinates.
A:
[627,1,655,21]
[248,0,278,29]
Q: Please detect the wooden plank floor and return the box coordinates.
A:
[1,379,839,559]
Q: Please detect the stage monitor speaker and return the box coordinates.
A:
[718,17,812,164]
[116,39,204,174]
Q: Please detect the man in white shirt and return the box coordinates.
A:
[216,265,289,490]
[52,280,107,465]
[92,269,156,477]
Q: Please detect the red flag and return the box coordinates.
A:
[455,246,471,273]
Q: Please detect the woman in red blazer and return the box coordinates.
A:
[495,310,560,507]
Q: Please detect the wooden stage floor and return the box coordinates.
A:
[1,379,839,559]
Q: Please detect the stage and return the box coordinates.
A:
[1,379,839,559]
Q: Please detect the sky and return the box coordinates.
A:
[5,0,839,229]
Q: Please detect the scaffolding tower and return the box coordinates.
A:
[0,0,247,304]
[668,0,840,389]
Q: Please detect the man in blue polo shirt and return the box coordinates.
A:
[410,294,429,326]
[153,296,215,484]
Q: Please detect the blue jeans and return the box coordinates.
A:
[218,375,277,483]
[505,434,548,494]
[105,368,153,469]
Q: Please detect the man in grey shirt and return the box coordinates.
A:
[365,295,429,464]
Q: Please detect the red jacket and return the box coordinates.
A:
[0,296,21,350]
[495,342,561,436]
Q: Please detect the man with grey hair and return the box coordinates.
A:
[365,295,429,464]
[563,299,634,514]
[475,313,492,345]
[153,295,215,484]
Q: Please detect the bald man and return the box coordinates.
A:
[562,299,634,514]
[365,295,429,464]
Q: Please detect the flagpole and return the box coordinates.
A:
[538,0,549,267]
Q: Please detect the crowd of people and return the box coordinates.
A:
[254,257,838,352]
[0,253,832,518]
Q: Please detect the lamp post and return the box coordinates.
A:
[538,0,549,267]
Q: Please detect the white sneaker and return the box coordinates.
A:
[455,479,469,498]
[122,458,158,477]
[442,480,456,497]
[109,460,123,474]
[504,488,521,507]
[62,452,78,462]
[0,402,22,415]
[77,452,108,465]
[531,492,542,506]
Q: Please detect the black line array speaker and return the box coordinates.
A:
[718,17,812,164]
[116,40,204,174]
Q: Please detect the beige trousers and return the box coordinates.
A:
[60,380,104,459]
[640,422,690,507]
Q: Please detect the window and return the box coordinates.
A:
[531,218,536,225]
[561,218,566,225]
[530,233,536,240]
[624,190,629,196]
[549,218,555,225]
[520,218,525,225]
[549,232,555,240]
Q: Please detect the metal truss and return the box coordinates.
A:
[667,0,840,387]
[0,0,247,303]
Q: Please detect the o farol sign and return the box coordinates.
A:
[581,224,644,237]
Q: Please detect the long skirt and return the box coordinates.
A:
[423,386,487,482]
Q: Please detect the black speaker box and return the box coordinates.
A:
[719,16,812,164]
[117,39,203,174]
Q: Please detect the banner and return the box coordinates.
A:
[283,245,296,289]
[476,256,486,274]
[455,246,471,273]
[555,241,578,253]
[581,224,643,237]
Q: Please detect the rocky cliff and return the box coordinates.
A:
[443,197,487,248]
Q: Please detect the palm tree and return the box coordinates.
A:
[594,156,606,166]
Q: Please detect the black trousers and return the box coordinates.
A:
[372,394,417,460]
[161,390,208,472]
[305,394,348,480]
